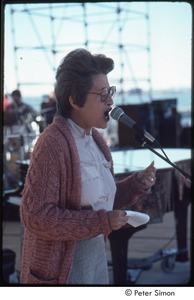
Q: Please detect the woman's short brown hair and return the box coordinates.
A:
[54,48,114,118]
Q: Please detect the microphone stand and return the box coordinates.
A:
[135,137,192,183]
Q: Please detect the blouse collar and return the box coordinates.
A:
[67,118,92,138]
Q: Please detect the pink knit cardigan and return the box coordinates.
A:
[20,116,148,285]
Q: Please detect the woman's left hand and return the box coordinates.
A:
[136,161,156,190]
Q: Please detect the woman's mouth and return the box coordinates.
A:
[104,109,111,122]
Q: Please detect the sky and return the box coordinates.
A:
[3,1,192,97]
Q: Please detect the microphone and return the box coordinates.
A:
[110,106,158,145]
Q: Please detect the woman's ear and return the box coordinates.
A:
[69,96,80,110]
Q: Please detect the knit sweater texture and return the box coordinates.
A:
[20,116,148,285]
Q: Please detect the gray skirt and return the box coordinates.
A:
[68,234,109,285]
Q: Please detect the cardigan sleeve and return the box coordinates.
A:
[20,134,112,241]
[113,171,149,209]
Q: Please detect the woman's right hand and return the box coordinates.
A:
[107,210,128,230]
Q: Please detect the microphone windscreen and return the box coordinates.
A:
[110,107,124,121]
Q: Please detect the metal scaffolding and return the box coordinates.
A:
[6,2,152,104]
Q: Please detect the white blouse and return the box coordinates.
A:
[68,119,117,211]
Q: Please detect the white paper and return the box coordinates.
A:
[125,210,150,227]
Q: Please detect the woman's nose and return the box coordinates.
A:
[106,94,114,105]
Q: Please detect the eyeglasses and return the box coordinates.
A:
[87,86,116,102]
